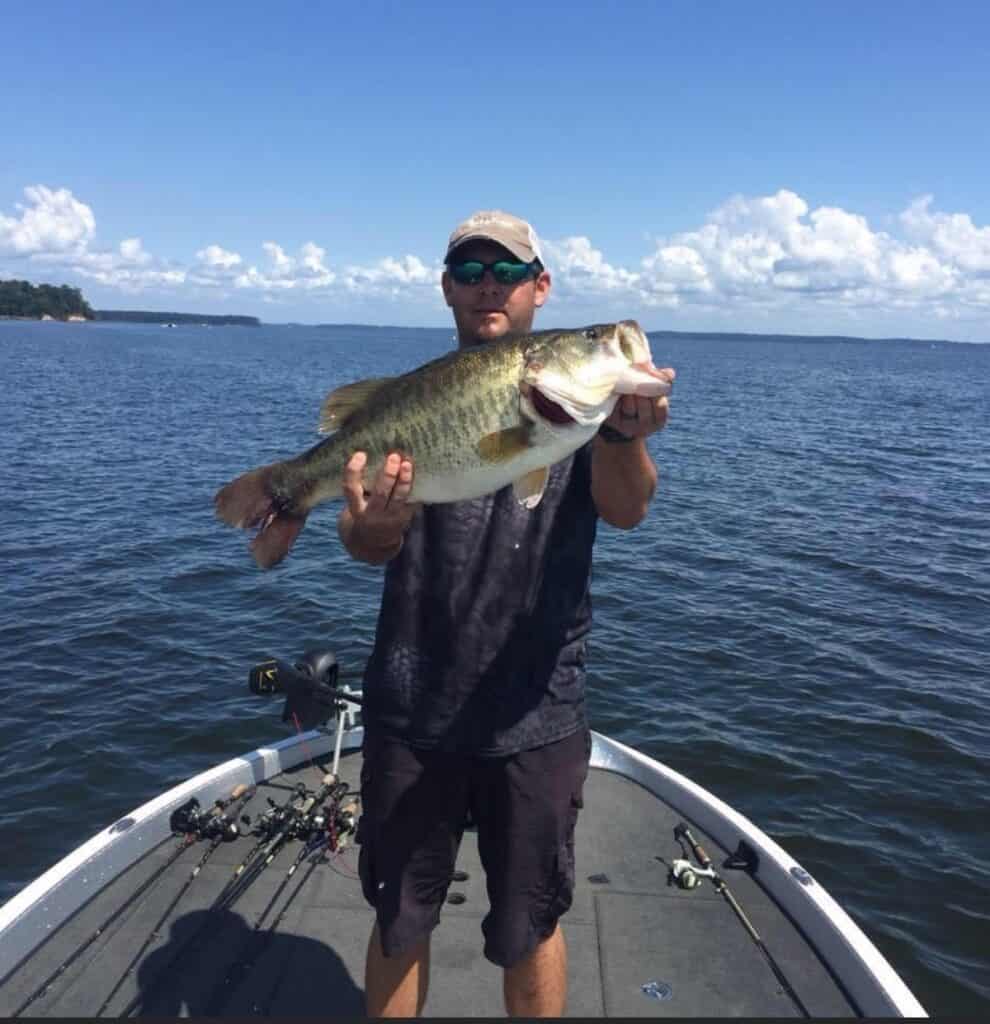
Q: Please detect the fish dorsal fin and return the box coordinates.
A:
[318,377,393,434]
[477,425,532,463]
[513,466,549,509]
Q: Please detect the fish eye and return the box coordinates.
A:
[584,327,599,341]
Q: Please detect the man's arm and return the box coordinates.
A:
[338,452,418,565]
[591,387,673,529]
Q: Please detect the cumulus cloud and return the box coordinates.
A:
[3,183,989,327]
[900,196,990,273]
[543,237,641,294]
[341,254,436,294]
[0,185,186,293]
[196,244,242,269]
[232,241,335,292]
[0,185,95,254]
[541,189,988,322]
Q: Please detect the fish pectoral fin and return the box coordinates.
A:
[513,466,549,509]
[318,377,394,434]
[477,425,532,463]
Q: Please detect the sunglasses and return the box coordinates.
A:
[448,259,540,286]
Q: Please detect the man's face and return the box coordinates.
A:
[441,240,551,345]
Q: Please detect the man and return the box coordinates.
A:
[337,211,673,1018]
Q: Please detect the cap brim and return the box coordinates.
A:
[445,233,535,264]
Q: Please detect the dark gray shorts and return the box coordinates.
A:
[357,727,590,968]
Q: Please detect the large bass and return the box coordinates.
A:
[215,320,672,567]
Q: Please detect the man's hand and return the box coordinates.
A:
[338,451,419,564]
[603,367,675,439]
[591,368,675,529]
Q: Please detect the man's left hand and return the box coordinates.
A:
[604,385,673,441]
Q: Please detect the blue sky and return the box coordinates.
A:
[2,1,989,339]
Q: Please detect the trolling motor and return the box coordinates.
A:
[248,649,362,731]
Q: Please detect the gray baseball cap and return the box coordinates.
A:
[445,210,545,266]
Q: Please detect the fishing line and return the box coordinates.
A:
[290,710,325,784]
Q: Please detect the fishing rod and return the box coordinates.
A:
[116,774,339,1018]
[254,795,359,1018]
[673,822,811,1019]
[211,779,324,913]
[203,782,357,1016]
[211,783,308,910]
[113,780,308,1017]
[12,783,253,1019]
[92,786,255,1017]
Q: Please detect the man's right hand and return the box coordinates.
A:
[338,451,419,564]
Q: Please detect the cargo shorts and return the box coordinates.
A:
[357,727,590,968]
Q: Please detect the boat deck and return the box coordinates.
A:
[1,749,857,1017]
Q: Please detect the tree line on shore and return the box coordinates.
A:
[0,279,94,320]
[0,278,259,325]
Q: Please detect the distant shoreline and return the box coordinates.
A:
[303,323,983,346]
[96,310,260,326]
[1,315,980,345]
[0,311,259,326]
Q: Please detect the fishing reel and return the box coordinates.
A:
[249,649,361,731]
[670,858,717,890]
[169,797,241,842]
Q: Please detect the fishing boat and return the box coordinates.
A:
[0,652,926,1018]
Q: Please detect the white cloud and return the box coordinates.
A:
[341,254,437,294]
[543,236,640,294]
[119,237,151,265]
[900,195,990,273]
[232,241,336,292]
[0,185,95,254]
[539,189,987,323]
[196,244,242,269]
[2,184,989,331]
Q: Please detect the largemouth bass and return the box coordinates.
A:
[215,320,672,568]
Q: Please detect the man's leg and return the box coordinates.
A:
[365,922,430,1018]
[472,729,591,1017]
[503,923,567,1018]
[358,733,468,1019]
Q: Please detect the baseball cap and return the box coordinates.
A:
[445,210,545,266]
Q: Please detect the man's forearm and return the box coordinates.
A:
[590,436,658,529]
[337,508,404,565]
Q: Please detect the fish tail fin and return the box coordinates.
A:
[214,463,309,569]
[250,511,307,569]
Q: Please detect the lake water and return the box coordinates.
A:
[1,319,987,1014]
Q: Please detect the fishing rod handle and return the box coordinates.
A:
[675,822,713,869]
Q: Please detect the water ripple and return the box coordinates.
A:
[2,322,989,1013]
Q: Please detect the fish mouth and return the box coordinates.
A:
[531,387,577,425]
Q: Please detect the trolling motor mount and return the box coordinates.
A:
[248,649,360,731]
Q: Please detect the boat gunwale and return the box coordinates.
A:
[0,727,363,986]
[590,731,927,1018]
[0,726,926,1018]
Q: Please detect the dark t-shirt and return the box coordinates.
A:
[362,442,598,756]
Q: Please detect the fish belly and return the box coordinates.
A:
[410,426,596,504]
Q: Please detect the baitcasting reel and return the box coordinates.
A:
[169,796,241,842]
